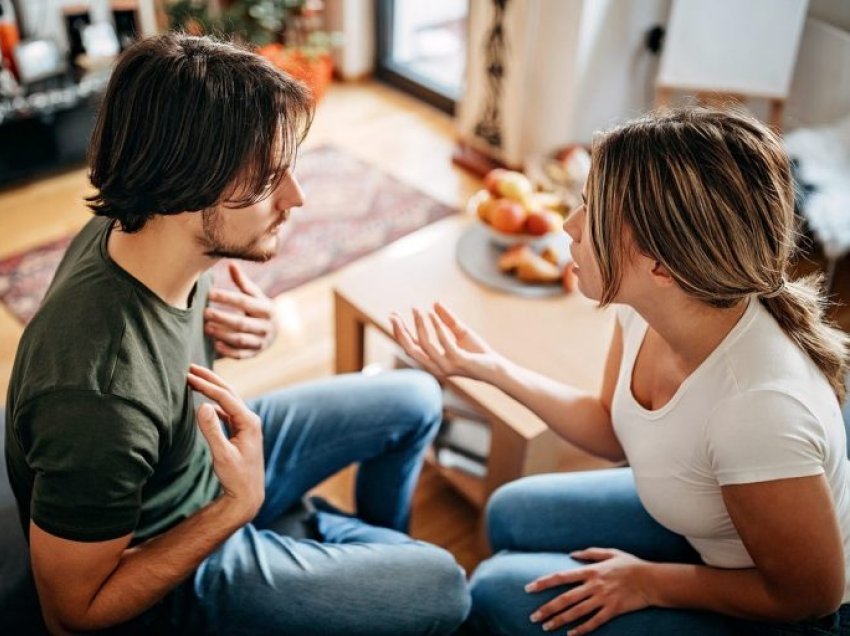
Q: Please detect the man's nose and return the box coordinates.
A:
[278,173,305,210]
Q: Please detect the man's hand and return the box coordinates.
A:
[205,262,279,359]
[188,363,265,520]
[526,548,653,635]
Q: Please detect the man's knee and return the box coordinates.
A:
[383,369,443,432]
[407,545,471,633]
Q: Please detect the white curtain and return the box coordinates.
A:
[456,0,669,166]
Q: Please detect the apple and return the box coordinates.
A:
[489,199,527,234]
[525,191,565,212]
[496,172,534,202]
[476,195,500,223]
[543,210,564,232]
[483,169,511,196]
[524,211,551,236]
[524,210,564,236]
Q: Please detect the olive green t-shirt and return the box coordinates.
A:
[4,217,220,543]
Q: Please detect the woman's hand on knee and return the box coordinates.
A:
[526,548,653,635]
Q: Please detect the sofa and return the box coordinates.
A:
[0,410,46,633]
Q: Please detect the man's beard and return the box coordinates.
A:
[198,208,280,263]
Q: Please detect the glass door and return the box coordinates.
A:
[376,0,468,114]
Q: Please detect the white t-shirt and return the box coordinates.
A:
[611,297,850,602]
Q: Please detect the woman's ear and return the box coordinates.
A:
[650,260,676,288]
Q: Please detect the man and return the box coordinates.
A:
[4,33,469,635]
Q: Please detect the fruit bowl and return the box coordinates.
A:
[466,188,563,249]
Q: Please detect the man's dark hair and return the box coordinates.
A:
[87,33,314,232]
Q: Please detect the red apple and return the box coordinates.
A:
[524,210,564,236]
[489,199,527,234]
[524,211,551,236]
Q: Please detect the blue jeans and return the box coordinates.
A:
[161,370,470,635]
[468,469,849,636]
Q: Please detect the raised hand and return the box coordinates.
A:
[389,302,503,382]
[187,364,265,521]
[205,262,279,359]
[526,548,652,635]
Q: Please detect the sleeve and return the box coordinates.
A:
[705,390,826,486]
[16,391,160,542]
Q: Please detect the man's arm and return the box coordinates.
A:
[32,495,249,633]
[31,365,265,633]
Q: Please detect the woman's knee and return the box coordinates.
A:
[485,477,540,552]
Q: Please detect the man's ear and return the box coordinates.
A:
[650,260,676,288]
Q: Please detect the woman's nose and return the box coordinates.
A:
[563,205,585,240]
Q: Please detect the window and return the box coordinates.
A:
[376,0,468,114]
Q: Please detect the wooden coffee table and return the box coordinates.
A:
[334,215,618,509]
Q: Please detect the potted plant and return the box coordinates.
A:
[165,0,341,102]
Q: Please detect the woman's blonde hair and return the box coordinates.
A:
[587,108,849,402]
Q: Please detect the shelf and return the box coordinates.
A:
[0,70,110,126]
[425,448,486,509]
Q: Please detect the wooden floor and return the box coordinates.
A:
[1,80,848,575]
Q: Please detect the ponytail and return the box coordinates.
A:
[760,274,849,403]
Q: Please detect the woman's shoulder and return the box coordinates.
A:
[612,303,644,334]
[721,299,836,408]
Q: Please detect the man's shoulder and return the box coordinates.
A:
[11,220,146,410]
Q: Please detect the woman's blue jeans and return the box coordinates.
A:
[468,469,849,636]
[165,369,470,635]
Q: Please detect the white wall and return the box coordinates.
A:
[569,0,669,143]
[325,0,374,80]
[809,0,850,32]
[786,16,850,128]
[457,0,848,164]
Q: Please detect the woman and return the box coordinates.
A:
[390,108,850,635]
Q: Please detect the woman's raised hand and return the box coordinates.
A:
[389,302,502,381]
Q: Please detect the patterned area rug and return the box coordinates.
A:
[0,146,455,324]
